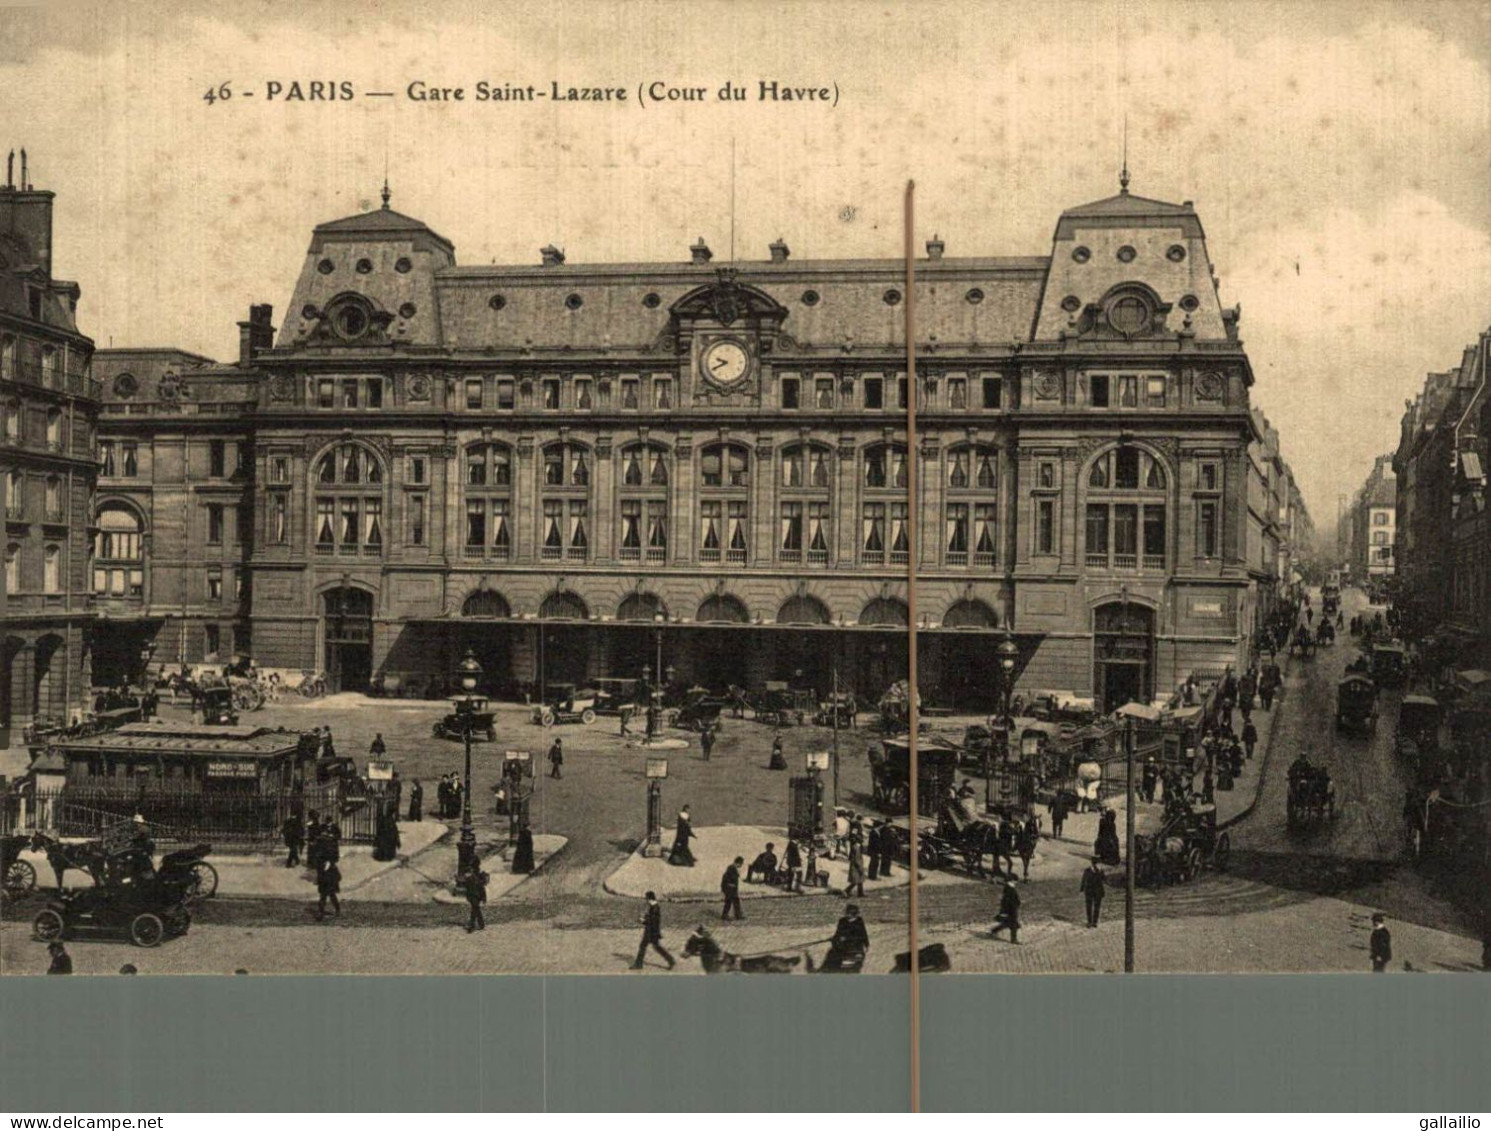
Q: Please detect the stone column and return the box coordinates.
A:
[674,435,695,566]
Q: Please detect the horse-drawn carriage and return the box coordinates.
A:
[1289,624,1316,659]
[1395,695,1442,772]
[1286,759,1336,827]
[1371,643,1408,688]
[194,681,240,726]
[754,681,816,727]
[670,688,728,733]
[1336,673,1378,735]
[813,692,858,729]
[1134,804,1231,885]
[869,735,959,816]
[876,679,921,733]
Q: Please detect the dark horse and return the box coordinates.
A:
[682,929,812,973]
[29,832,109,889]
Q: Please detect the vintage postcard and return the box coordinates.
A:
[1,0,1487,979]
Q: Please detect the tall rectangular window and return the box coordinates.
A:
[1117,375,1139,408]
[700,501,722,562]
[43,546,60,593]
[815,378,834,409]
[271,456,289,483]
[888,503,909,564]
[341,380,359,409]
[317,380,335,408]
[410,456,426,485]
[316,499,334,547]
[862,503,885,563]
[1085,504,1109,567]
[491,500,510,557]
[727,502,748,564]
[209,441,226,478]
[1198,500,1219,558]
[780,502,803,559]
[1113,504,1138,567]
[1090,375,1110,408]
[982,377,1002,408]
[945,503,969,564]
[947,378,967,409]
[466,500,486,547]
[781,376,800,410]
[272,494,288,544]
[897,376,909,409]
[806,503,830,563]
[654,378,673,409]
[1037,500,1055,554]
[542,379,560,410]
[207,568,223,601]
[365,379,383,409]
[121,443,138,478]
[207,504,224,545]
[1146,376,1167,407]
[100,441,116,477]
[620,500,642,560]
[409,494,426,546]
[647,500,668,561]
[496,379,515,410]
[204,624,220,660]
[542,500,563,560]
[621,378,639,409]
[973,503,997,566]
[1143,505,1166,568]
[575,379,593,410]
[863,376,884,409]
[465,379,483,409]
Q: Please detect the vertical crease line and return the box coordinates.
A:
[903,178,920,1114]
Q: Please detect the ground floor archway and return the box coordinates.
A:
[1092,601,1155,712]
[323,587,374,693]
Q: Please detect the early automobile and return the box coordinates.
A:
[1370,643,1408,688]
[31,842,212,947]
[433,699,498,741]
[669,688,728,733]
[195,683,239,726]
[590,677,642,716]
[813,691,858,729]
[531,683,599,727]
[1335,673,1379,735]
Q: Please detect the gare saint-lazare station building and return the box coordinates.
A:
[87,175,1306,712]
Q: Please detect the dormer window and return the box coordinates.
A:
[327,297,372,342]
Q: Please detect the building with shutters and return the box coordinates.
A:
[92,175,1298,712]
[1,155,99,750]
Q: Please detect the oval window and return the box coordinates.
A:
[1116,245,1137,263]
[1108,296,1148,334]
[334,304,369,340]
[1071,246,1091,263]
[317,258,335,275]
[355,258,374,274]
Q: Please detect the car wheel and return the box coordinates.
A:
[1184,847,1203,882]
[33,908,66,941]
[191,861,219,899]
[130,912,165,948]
[5,859,37,894]
[581,709,596,725]
[540,710,555,727]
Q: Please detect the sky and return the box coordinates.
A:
[3,0,1489,536]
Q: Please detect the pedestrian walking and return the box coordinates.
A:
[1242,719,1258,761]
[463,862,488,932]
[784,839,803,892]
[436,775,450,818]
[1050,793,1067,839]
[619,702,633,736]
[721,856,745,920]
[631,891,676,970]
[369,733,387,757]
[867,821,882,880]
[846,836,865,898]
[1095,808,1121,866]
[282,812,303,868]
[1370,913,1392,972]
[1141,758,1158,804]
[876,819,895,878]
[548,738,563,779]
[668,806,696,867]
[407,779,423,822]
[989,879,1022,943]
[1079,858,1106,928]
[315,860,341,920]
[46,942,72,974]
[699,725,713,761]
[511,824,535,874]
[451,776,464,818]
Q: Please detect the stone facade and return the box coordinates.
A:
[94,181,1295,711]
[1,159,98,749]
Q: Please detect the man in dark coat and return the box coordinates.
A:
[282,813,304,868]
[1141,758,1158,804]
[721,856,744,920]
[1370,913,1392,972]
[369,733,387,757]
[315,860,341,920]
[548,738,564,780]
[1079,858,1106,927]
[1017,818,1039,880]
[463,863,488,932]
[823,903,870,972]
[783,839,803,891]
[877,820,895,878]
[989,879,1022,943]
[46,942,72,974]
[1242,719,1259,761]
[305,810,323,870]
[407,780,423,822]
[1095,808,1121,866]
[1049,793,1068,839]
[668,806,696,866]
[866,822,882,880]
[436,776,450,818]
[746,843,778,884]
[699,725,714,762]
[631,891,675,970]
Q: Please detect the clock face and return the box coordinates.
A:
[702,339,749,386]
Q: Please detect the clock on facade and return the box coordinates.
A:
[701,339,750,387]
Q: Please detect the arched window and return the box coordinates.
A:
[94,505,145,598]
[780,443,832,565]
[699,443,750,565]
[1085,445,1169,572]
[541,443,590,562]
[697,594,749,624]
[946,445,999,568]
[862,443,909,566]
[778,594,831,625]
[618,592,666,622]
[943,598,999,629]
[859,597,910,627]
[312,443,385,558]
[461,590,511,618]
[464,442,513,561]
[620,443,669,564]
[539,590,588,620]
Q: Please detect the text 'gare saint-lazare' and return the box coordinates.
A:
[404,80,835,102]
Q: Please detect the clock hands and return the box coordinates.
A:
[710,356,729,371]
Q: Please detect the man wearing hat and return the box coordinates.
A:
[631,891,675,970]
[1369,913,1392,973]
[46,942,72,974]
[989,878,1022,944]
[823,902,870,972]
[1079,857,1106,928]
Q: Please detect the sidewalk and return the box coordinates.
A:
[605,823,964,901]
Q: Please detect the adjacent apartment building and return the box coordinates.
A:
[92,176,1303,712]
[1,156,99,749]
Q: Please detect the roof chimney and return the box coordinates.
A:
[238,304,276,367]
[926,234,945,261]
[540,244,565,267]
[769,237,790,263]
[690,237,713,265]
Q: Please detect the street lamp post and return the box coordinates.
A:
[1124,714,1136,973]
[456,649,484,877]
[989,628,1019,812]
